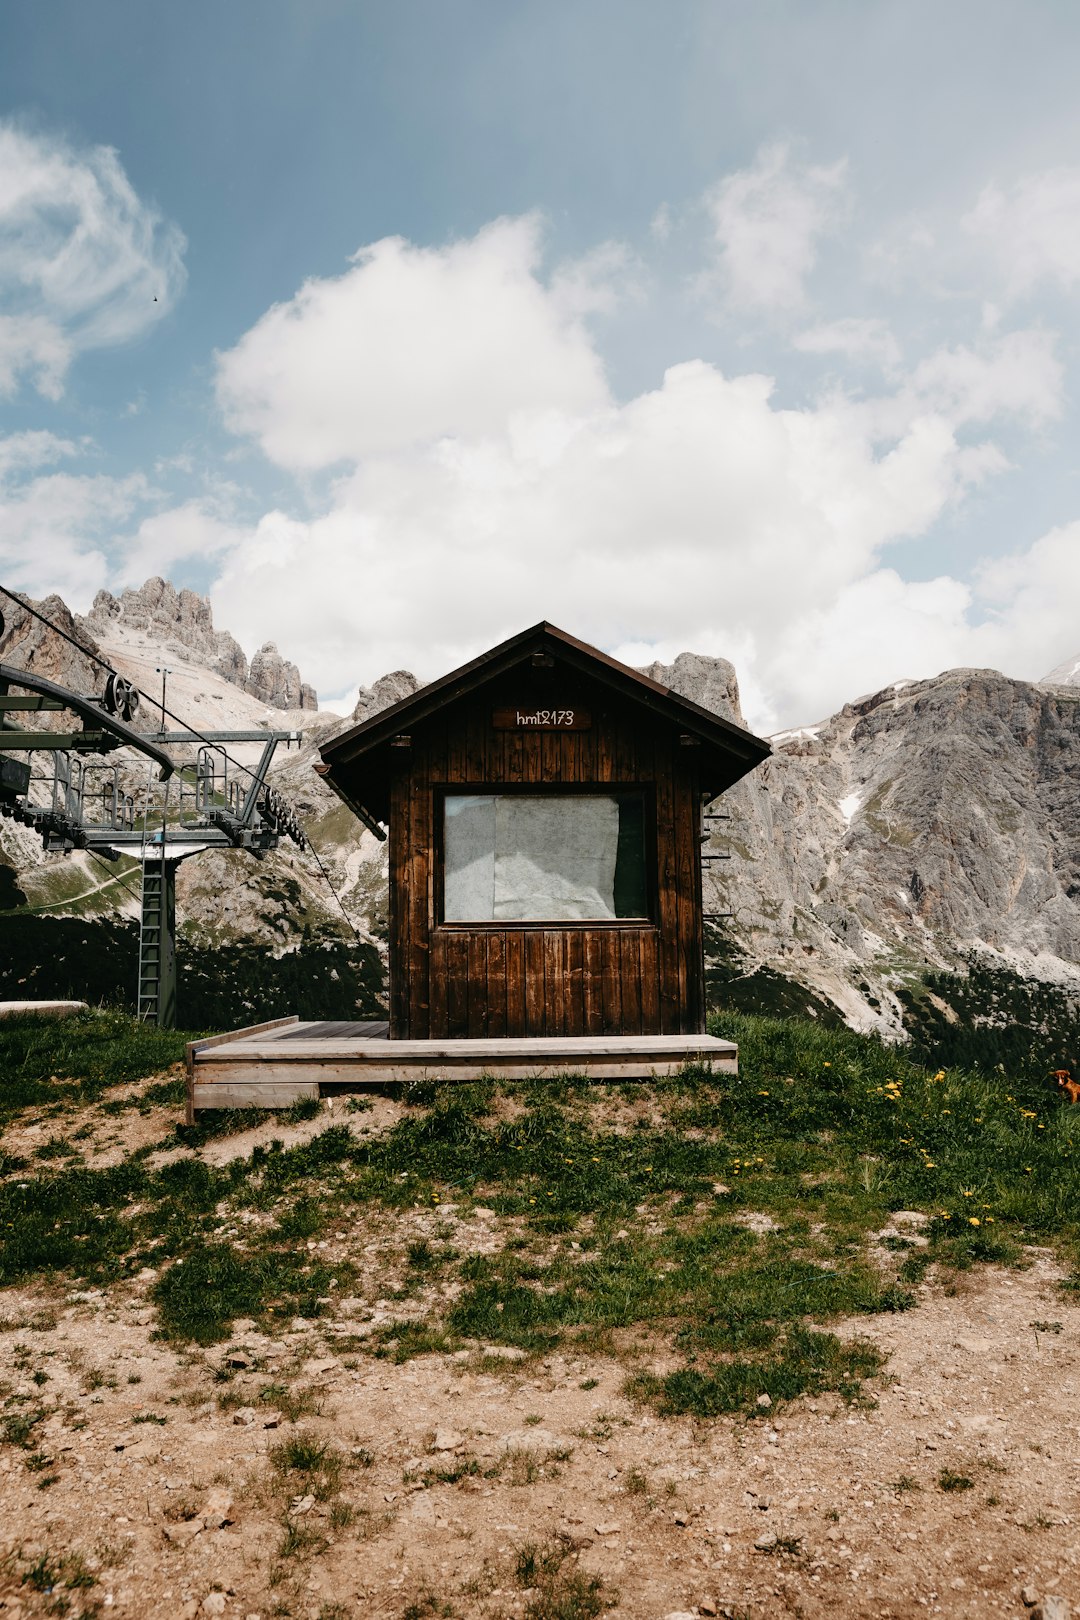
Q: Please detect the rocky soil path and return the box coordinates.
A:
[1,1254,1078,1620]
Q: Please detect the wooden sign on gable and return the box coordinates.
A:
[492,706,592,731]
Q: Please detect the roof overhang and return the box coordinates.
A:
[317,622,770,832]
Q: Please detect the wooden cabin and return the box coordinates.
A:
[317,622,770,1041]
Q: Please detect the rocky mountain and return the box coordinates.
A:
[2,579,1080,1040]
[84,578,317,710]
[677,659,1080,1033]
[351,670,421,723]
[1043,651,1080,687]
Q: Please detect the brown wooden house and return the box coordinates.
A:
[317,623,769,1041]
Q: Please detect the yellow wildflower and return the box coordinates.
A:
[969,1217,981,1227]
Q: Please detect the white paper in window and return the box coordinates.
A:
[443,795,497,921]
[443,793,621,921]
[493,795,619,919]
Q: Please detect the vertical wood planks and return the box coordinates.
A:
[525,929,545,1036]
[385,670,710,1039]
[446,932,469,1037]
[486,932,508,1037]
[505,930,526,1037]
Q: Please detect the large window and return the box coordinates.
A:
[442,792,649,922]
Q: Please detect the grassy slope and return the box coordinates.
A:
[1,1008,1077,1424]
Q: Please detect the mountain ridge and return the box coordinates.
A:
[2,580,1079,1038]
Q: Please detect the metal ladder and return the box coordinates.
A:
[137,859,176,1025]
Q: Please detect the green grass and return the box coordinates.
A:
[0,1009,191,1126]
[513,1541,609,1620]
[2,1005,1079,1420]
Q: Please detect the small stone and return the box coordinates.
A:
[712,1183,731,1196]
[261,1411,282,1429]
[754,1532,777,1551]
[595,1521,620,1536]
[231,1407,257,1427]
[163,1518,204,1544]
[202,1597,227,1616]
[756,1393,772,1409]
[954,1335,995,1355]
[303,1357,339,1377]
[700,1600,719,1617]
[1033,1601,1071,1620]
[560,1525,593,1548]
[225,1351,251,1369]
[482,1345,527,1361]
[674,1512,690,1527]
[204,1489,233,1521]
[433,1428,464,1452]
[1023,1589,1041,1609]
[662,1613,697,1620]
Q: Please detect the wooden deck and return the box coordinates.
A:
[185,1016,738,1120]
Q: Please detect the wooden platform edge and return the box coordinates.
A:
[192,1051,737,1105]
[184,1015,300,1125]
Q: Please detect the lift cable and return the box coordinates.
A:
[0,583,368,948]
[84,850,143,906]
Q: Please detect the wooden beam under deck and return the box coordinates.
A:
[187,1020,737,1115]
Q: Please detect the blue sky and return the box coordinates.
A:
[2,1,1080,729]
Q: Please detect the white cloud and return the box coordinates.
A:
[116,500,249,590]
[905,328,1062,428]
[0,122,186,398]
[192,208,1080,730]
[215,214,611,470]
[0,314,71,400]
[703,142,847,314]
[0,430,82,479]
[0,467,148,605]
[970,521,1080,677]
[41,192,1070,733]
[794,317,901,372]
[963,169,1080,298]
[206,348,1021,731]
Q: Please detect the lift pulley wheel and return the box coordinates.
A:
[103,673,140,722]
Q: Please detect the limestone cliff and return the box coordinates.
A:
[83,578,317,710]
[4,579,1080,1034]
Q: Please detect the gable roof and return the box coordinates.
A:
[316,621,770,833]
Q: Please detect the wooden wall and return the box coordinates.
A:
[388,669,704,1039]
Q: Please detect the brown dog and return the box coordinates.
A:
[1054,1069,1080,1105]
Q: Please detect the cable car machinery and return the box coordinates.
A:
[0,612,308,1027]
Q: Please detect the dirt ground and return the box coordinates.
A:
[1,1238,1078,1620]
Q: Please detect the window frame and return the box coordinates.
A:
[433,781,658,930]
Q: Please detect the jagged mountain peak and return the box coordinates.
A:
[1041,651,1080,687]
[84,577,317,711]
